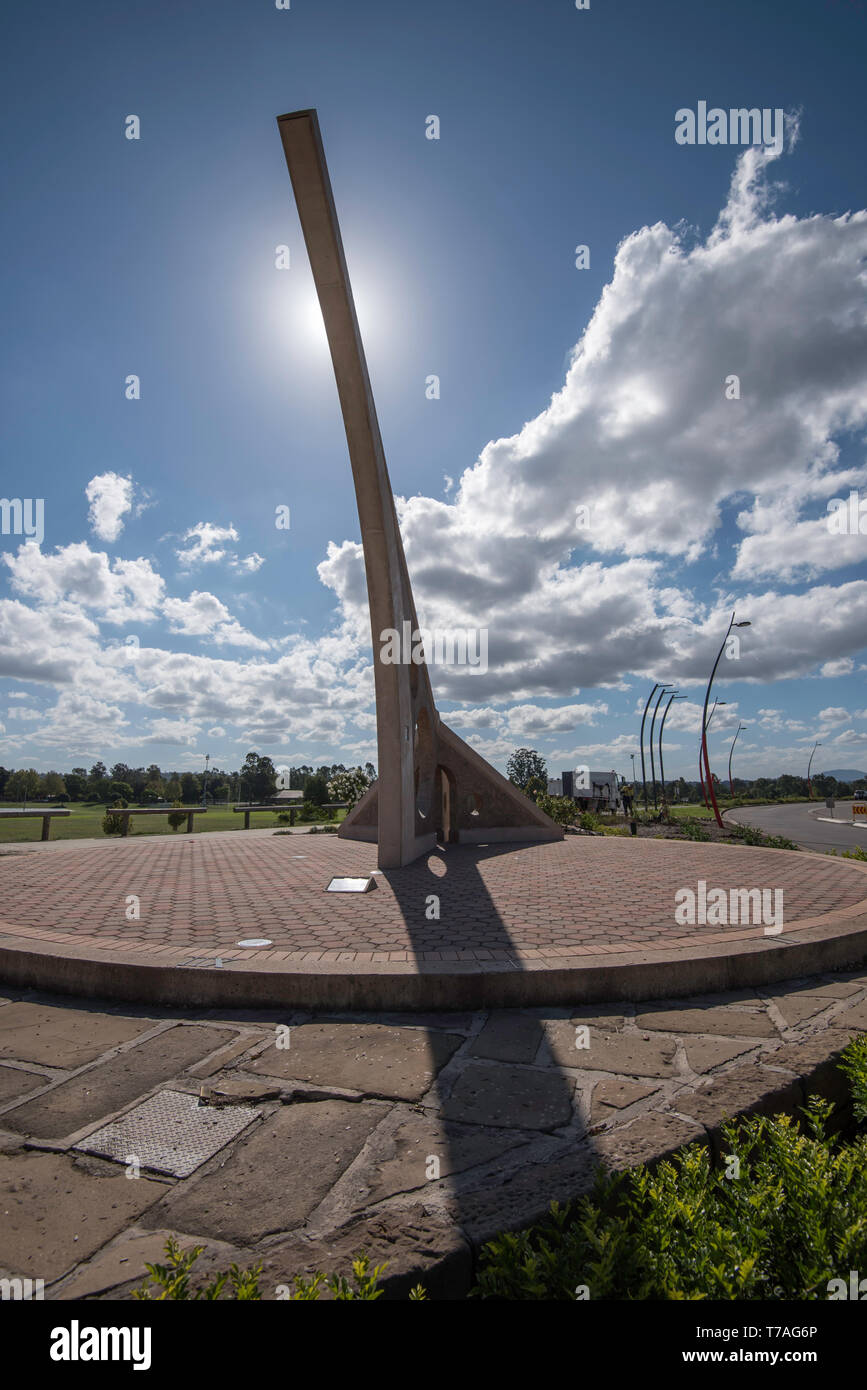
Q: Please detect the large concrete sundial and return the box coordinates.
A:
[277,109,561,868]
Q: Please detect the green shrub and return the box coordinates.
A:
[731,822,798,851]
[102,802,127,837]
[133,1239,426,1300]
[579,810,602,833]
[680,818,711,841]
[297,800,330,823]
[167,799,187,832]
[473,1039,867,1300]
[536,794,576,827]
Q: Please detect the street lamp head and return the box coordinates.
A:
[733,621,751,628]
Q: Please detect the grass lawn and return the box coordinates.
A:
[0,801,347,844]
[668,802,724,819]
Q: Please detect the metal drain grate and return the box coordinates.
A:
[74,1088,260,1178]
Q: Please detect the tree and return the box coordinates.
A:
[65,768,88,800]
[208,775,227,801]
[327,768,370,807]
[42,771,67,801]
[7,768,41,804]
[364,762,376,783]
[141,781,165,805]
[303,773,329,806]
[110,781,135,806]
[165,777,182,801]
[506,748,548,792]
[240,752,278,803]
[180,773,201,804]
[523,774,547,803]
[88,761,107,785]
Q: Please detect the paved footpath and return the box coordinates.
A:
[1,970,865,1298]
[2,833,867,1009]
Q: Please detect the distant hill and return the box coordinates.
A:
[824,769,867,782]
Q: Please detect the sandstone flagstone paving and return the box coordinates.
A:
[245,1021,463,1100]
[545,1022,678,1076]
[3,1025,237,1140]
[0,1003,155,1068]
[0,1151,165,1282]
[590,1079,660,1123]
[0,967,866,1297]
[142,1100,384,1245]
[442,1061,574,1129]
[468,1013,545,1063]
[635,1002,779,1036]
[680,1036,758,1073]
[352,1112,532,1206]
[0,1063,52,1104]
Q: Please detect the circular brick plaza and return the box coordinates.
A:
[1,831,866,1008]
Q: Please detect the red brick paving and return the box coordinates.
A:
[0,832,866,969]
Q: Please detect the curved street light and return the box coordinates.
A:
[658,693,687,804]
[640,683,662,812]
[650,684,674,809]
[699,698,727,808]
[807,740,822,799]
[702,612,751,827]
[728,722,747,797]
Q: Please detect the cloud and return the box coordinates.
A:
[232,553,265,574]
[503,703,609,734]
[85,473,134,542]
[176,522,239,567]
[142,717,202,746]
[162,591,271,650]
[3,542,165,625]
[3,142,867,775]
[176,523,264,575]
[318,147,867,698]
[820,658,855,678]
[0,599,101,683]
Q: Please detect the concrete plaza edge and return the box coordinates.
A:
[3,911,867,1009]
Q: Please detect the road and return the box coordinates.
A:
[725,801,867,854]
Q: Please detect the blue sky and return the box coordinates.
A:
[1,0,866,782]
